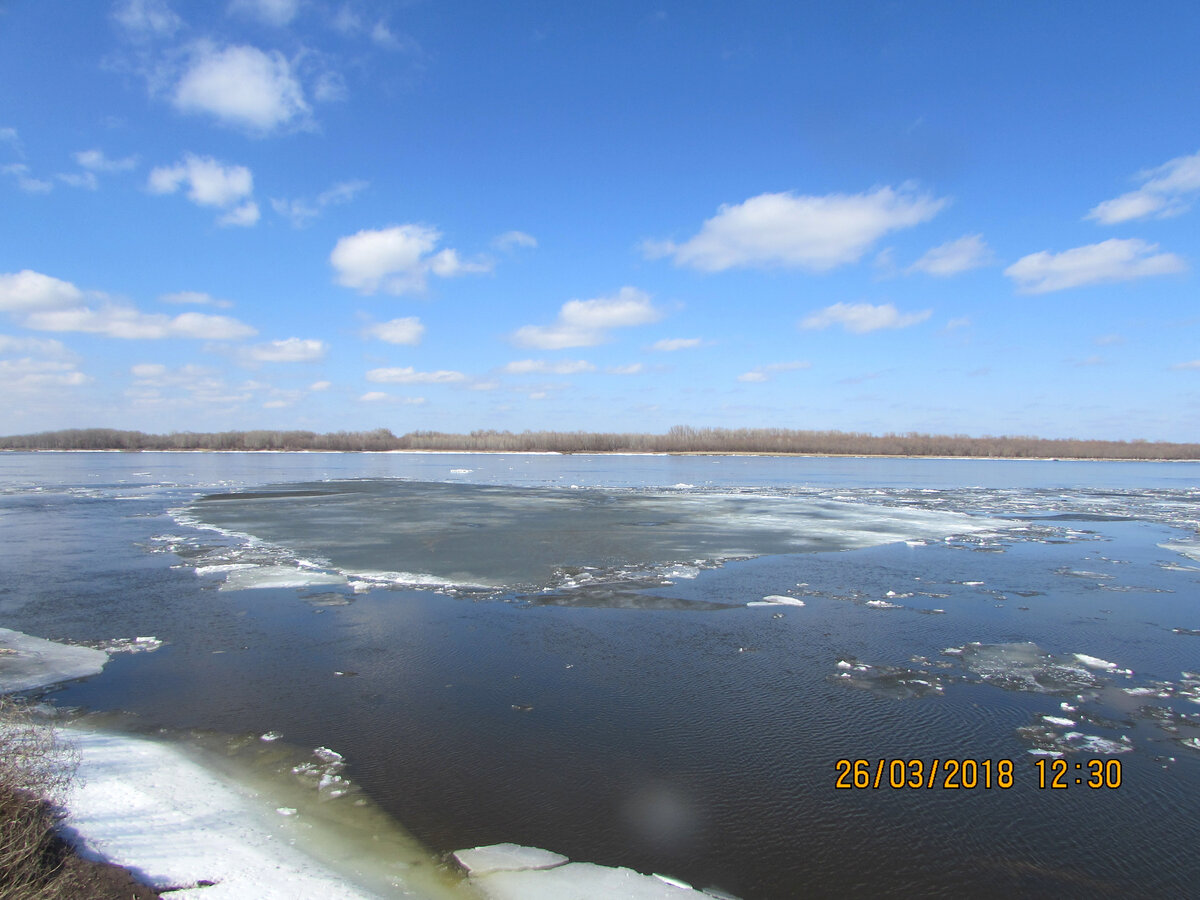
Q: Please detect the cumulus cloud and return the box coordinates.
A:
[310,380,331,391]
[75,149,139,173]
[492,230,538,251]
[148,154,258,226]
[242,337,326,363]
[608,363,644,375]
[800,302,932,334]
[0,270,85,311]
[512,287,661,349]
[365,366,467,384]
[23,305,257,340]
[646,186,946,272]
[907,234,993,276]
[650,338,702,351]
[113,0,182,39]
[1004,239,1186,294]
[503,359,595,375]
[228,0,299,26]
[737,360,811,383]
[0,358,90,390]
[173,43,309,133]
[363,317,424,345]
[2,163,53,194]
[330,224,491,295]
[272,179,367,228]
[159,290,233,308]
[1087,149,1200,224]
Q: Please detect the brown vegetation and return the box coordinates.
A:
[0,699,158,900]
[0,425,1197,459]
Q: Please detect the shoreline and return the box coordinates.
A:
[3,447,1198,463]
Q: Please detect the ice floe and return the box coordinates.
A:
[454,843,725,899]
[0,627,108,693]
[746,595,805,607]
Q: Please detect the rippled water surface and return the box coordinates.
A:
[2,452,1199,898]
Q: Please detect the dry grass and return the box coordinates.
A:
[0,697,80,900]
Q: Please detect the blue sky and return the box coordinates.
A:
[2,1,1198,441]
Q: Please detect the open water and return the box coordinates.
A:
[1,451,1199,898]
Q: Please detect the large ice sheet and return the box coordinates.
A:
[0,627,108,693]
[467,859,713,899]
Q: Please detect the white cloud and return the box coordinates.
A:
[131,363,167,378]
[2,163,53,193]
[737,360,811,382]
[330,225,491,295]
[0,270,85,311]
[1088,149,1200,224]
[228,0,299,26]
[907,234,993,276]
[310,380,331,391]
[0,335,75,358]
[0,358,90,390]
[503,359,595,375]
[1004,239,1186,294]
[159,290,233,308]
[736,371,767,383]
[364,317,424,345]
[75,149,139,173]
[23,305,257,340]
[1170,360,1200,371]
[149,154,253,206]
[944,316,971,332]
[173,43,309,133]
[218,201,261,227]
[650,338,702,351]
[493,230,538,251]
[365,366,467,384]
[0,127,20,150]
[359,390,426,404]
[800,302,932,334]
[608,363,644,375]
[273,179,367,227]
[647,186,946,272]
[243,337,326,362]
[513,286,661,349]
[113,0,182,39]
[57,171,99,190]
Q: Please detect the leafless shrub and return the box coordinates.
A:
[0,698,79,900]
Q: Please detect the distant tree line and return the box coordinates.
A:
[1,425,1198,459]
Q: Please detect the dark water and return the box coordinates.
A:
[2,452,1199,898]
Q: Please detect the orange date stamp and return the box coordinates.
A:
[835,758,1122,789]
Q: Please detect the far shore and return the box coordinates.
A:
[4,447,1199,463]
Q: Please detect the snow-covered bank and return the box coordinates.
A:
[62,727,461,900]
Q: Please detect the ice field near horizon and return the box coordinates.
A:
[2,451,1200,898]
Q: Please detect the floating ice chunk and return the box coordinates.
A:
[956,642,1106,695]
[450,468,473,474]
[1041,715,1076,727]
[260,731,282,742]
[1182,738,1200,751]
[671,483,695,489]
[454,843,569,875]
[1060,732,1133,754]
[866,600,902,609]
[653,873,694,890]
[1073,653,1117,670]
[747,595,805,607]
[468,860,713,898]
[221,566,347,591]
[836,660,853,670]
[0,627,108,693]
[276,807,297,816]
[313,746,344,764]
